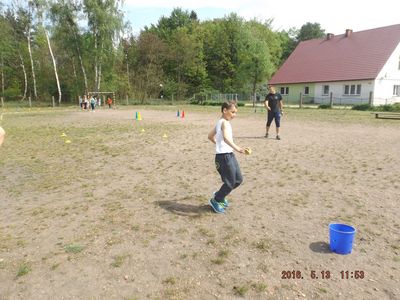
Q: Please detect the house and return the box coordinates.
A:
[269,24,400,106]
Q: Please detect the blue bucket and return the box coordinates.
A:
[329,223,356,254]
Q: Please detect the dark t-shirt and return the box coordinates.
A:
[264,93,282,113]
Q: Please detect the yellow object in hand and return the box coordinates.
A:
[244,147,252,155]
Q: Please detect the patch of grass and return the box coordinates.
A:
[254,238,271,252]
[16,263,31,277]
[162,276,176,285]
[111,255,128,268]
[198,227,215,238]
[233,285,249,296]
[211,250,229,265]
[318,287,328,293]
[64,244,84,254]
[50,263,60,270]
[251,282,267,292]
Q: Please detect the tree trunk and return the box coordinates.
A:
[73,29,88,95]
[72,57,79,99]
[19,52,27,101]
[27,27,38,99]
[126,54,130,94]
[1,56,4,100]
[45,29,61,104]
[94,32,98,93]
[97,41,103,92]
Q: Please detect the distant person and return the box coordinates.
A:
[90,96,96,110]
[107,97,113,108]
[0,126,5,147]
[264,85,284,140]
[79,96,82,108]
[83,96,89,110]
[207,100,247,214]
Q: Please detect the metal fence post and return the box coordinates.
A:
[369,91,373,106]
[299,92,303,108]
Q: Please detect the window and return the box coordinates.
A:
[344,84,361,95]
[280,87,289,95]
[304,86,309,95]
[394,85,400,96]
[323,85,329,95]
[356,84,361,95]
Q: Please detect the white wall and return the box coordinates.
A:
[314,80,373,105]
[374,41,400,105]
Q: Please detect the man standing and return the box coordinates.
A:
[264,85,284,140]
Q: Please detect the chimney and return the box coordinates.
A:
[326,33,334,40]
[345,29,353,37]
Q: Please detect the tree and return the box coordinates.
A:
[30,0,62,104]
[277,27,298,63]
[238,20,280,96]
[203,14,245,92]
[0,11,17,102]
[83,0,124,93]
[134,32,167,101]
[50,0,88,95]
[296,22,325,42]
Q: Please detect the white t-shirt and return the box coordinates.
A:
[215,118,233,154]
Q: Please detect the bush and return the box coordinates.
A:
[352,104,373,111]
[196,101,245,107]
[352,103,400,112]
[318,104,331,109]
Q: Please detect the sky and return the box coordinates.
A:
[124,0,400,35]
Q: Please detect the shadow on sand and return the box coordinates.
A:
[156,200,211,217]
[309,241,332,254]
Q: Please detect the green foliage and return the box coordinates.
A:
[379,103,400,111]
[351,104,373,111]
[191,101,244,107]
[16,264,31,277]
[297,22,325,42]
[318,104,331,109]
[0,3,322,103]
[352,103,400,112]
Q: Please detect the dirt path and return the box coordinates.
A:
[0,107,399,299]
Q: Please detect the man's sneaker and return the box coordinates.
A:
[209,198,225,213]
[213,192,229,207]
[265,133,269,138]
[276,135,281,140]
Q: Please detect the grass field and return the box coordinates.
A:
[0,105,399,299]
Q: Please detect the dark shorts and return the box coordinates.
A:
[267,111,281,127]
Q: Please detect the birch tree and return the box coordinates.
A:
[31,0,62,104]
[83,0,124,93]
[50,0,88,95]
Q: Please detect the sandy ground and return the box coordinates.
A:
[0,107,399,299]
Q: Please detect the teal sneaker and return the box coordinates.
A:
[209,198,225,213]
[213,192,229,207]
